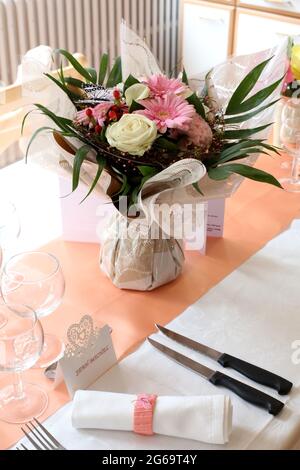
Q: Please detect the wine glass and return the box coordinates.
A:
[0,302,48,423]
[1,251,65,368]
[0,201,20,328]
[280,98,300,192]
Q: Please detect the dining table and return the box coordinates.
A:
[1,149,300,451]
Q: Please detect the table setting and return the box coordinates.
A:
[1,22,300,453]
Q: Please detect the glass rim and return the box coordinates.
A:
[3,251,61,284]
[0,201,17,230]
[0,302,39,340]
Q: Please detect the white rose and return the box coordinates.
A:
[125,83,150,107]
[106,114,157,156]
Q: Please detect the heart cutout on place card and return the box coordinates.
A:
[67,315,94,352]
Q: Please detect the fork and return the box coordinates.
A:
[20,418,66,450]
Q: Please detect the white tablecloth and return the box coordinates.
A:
[2,162,300,450]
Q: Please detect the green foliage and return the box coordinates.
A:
[187,93,205,118]
[106,57,122,88]
[124,74,140,92]
[72,145,92,192]
[208,163,282,188]
[98,53,109,85]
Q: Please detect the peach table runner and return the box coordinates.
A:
[1,154,300,450]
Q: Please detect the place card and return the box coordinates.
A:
[59,315,117,397]
[207,198,225,238]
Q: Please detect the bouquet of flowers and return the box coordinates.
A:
[23,24,286,291]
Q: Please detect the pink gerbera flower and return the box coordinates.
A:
[145,75,190,98]
[137,94,195,133]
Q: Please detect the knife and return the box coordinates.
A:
[156,324,292,395]
[148,337,284,416]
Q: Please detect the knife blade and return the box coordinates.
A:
[148,337,284,416]
[156,324,293,395]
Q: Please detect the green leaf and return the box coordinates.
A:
[112,172,130,197]
[209,163,282,188]
[224,123,272,140]
[72,145,91,192]
[224,99,279,124]
[106,57,122,88]
[86,67,97,84]
[155,137,178,151]
[187,92,205,118]
[80,155,106,202]
[64,76,85,88]
[98,53,109,85]
[226,78,283,115]
[226,57,272,115]
[219,139,265,160]
[129,100,144,112]
[217,147,268,165]
[138,165,159,177]
[182,68,189,86]
[124,74,140,92]
[192,182,204,195]
[100,125,107,142]
[56,49,94,82]
[25,127,54,163]
[44,73,80,100]
[33,103,73,132]
[131,174,154,204]
[260,142,281,155]
[21,109,36,135]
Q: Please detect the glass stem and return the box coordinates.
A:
[291,156,300,182]
[13,371,25,400]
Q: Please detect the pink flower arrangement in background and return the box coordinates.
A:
[137,94,195,133]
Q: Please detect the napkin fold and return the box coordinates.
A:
[72,391,233,445]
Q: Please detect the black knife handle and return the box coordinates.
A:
[209,371,284,416]
[217,353,293,395]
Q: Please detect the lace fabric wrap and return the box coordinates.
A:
[20,25,287,290]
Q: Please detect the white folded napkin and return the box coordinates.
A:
[72,391,233,445]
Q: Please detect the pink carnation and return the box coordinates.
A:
[145,75,190,98]
[137,94,195,133]
[180,114,213,150]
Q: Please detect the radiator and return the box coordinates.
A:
[0,0,179,86]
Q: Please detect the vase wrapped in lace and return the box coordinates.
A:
[100,217,184,291]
